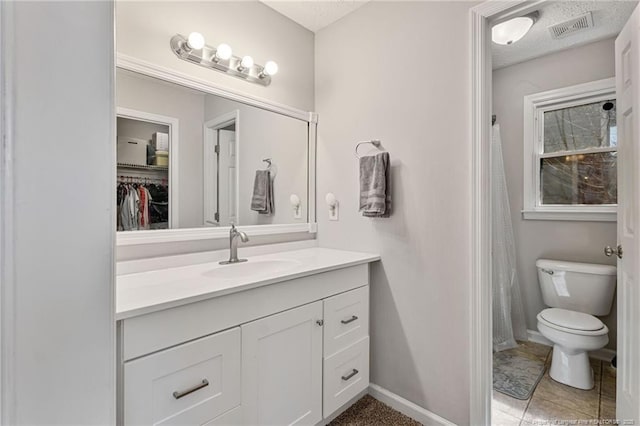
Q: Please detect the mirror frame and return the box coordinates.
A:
[116,53,317,246]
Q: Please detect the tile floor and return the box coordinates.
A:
[493,341,617,425]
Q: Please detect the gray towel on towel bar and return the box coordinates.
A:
[251,170,274,215]
[359,151,391,217]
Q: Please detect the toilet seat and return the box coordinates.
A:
[537,308,608,336]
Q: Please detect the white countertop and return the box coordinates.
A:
[116,247,380,320]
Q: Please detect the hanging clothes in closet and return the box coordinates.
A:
[117,181,169,231]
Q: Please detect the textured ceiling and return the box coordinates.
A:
[260,0,370,32]
[492,1,638,69]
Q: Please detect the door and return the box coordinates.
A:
[615,5,640,421]
[241,301,323,426]
[218,129,237,224]
[203,112,238,226]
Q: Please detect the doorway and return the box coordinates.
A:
[470,1,640,424]
[116,107,180,230]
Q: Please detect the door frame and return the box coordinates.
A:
[203,110,240,226]
[469,1,549,424]
[0,0,14,422]
[116,107,180,229]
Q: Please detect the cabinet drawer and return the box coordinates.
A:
[323,286,369,356]
[124,327,241,425]
[323,337,370,418]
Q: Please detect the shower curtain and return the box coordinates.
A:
[491,124,527,352]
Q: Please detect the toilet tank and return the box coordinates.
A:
[536,259,617,316]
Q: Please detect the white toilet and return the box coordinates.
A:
[536,259,616,390]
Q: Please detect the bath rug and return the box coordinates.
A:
[493,351,546,400]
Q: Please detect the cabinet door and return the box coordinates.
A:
[242,301,323,426]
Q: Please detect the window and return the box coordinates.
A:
[523,78,617,221]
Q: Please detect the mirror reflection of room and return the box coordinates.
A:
[115,68,309,232]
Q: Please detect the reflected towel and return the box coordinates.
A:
[251,170,274,215]
[359,152,391,217]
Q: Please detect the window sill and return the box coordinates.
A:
[522,210,616,222]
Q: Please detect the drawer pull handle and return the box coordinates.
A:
[172,379,209,400]
[341,315,358,325]
[341,369,359,381]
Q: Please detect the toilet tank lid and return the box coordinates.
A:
[539,308,604,331]
[536,259,616,276]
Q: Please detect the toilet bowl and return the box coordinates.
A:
[535,259,616,390]
[537,308,608,389]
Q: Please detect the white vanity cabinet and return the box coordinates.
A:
[117,252,377,426]
[242,301,324,425]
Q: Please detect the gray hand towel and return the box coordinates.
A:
[251,170,274,215]
[359,152,391,217]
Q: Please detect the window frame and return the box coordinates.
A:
[522,77,617,222]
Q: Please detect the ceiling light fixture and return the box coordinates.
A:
[170,33,277,86]
[492,11,539,45]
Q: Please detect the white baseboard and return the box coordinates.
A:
[526,329,616,362]
[368,383,456,426]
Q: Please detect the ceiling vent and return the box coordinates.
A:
[548,12,594,39]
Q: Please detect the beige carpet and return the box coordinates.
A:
[329,395,422,426]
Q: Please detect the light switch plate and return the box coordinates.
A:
[329,203,339,221]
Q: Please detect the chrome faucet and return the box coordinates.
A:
[220,224,249,265]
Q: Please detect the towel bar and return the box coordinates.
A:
[354,140,383,159]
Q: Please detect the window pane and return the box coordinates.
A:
[540,152,617,205]
[543,100,616,153]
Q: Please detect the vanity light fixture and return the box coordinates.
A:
[492,11,539,45]
[170,33,278,86]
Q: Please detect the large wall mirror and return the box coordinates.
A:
[115,65,316,244]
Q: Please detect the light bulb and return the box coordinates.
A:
[263,60,278,76]
[240,56,254,69]
[215,43,233,61]
[186,32,205,50]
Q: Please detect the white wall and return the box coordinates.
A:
[493,38,618,348]
[316,2,475,424]
[117,69,206,228]
[204,96,309,226]
[5,1,115,423]
[116,1,315,111]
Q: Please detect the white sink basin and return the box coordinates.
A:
[202,259,302,280]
